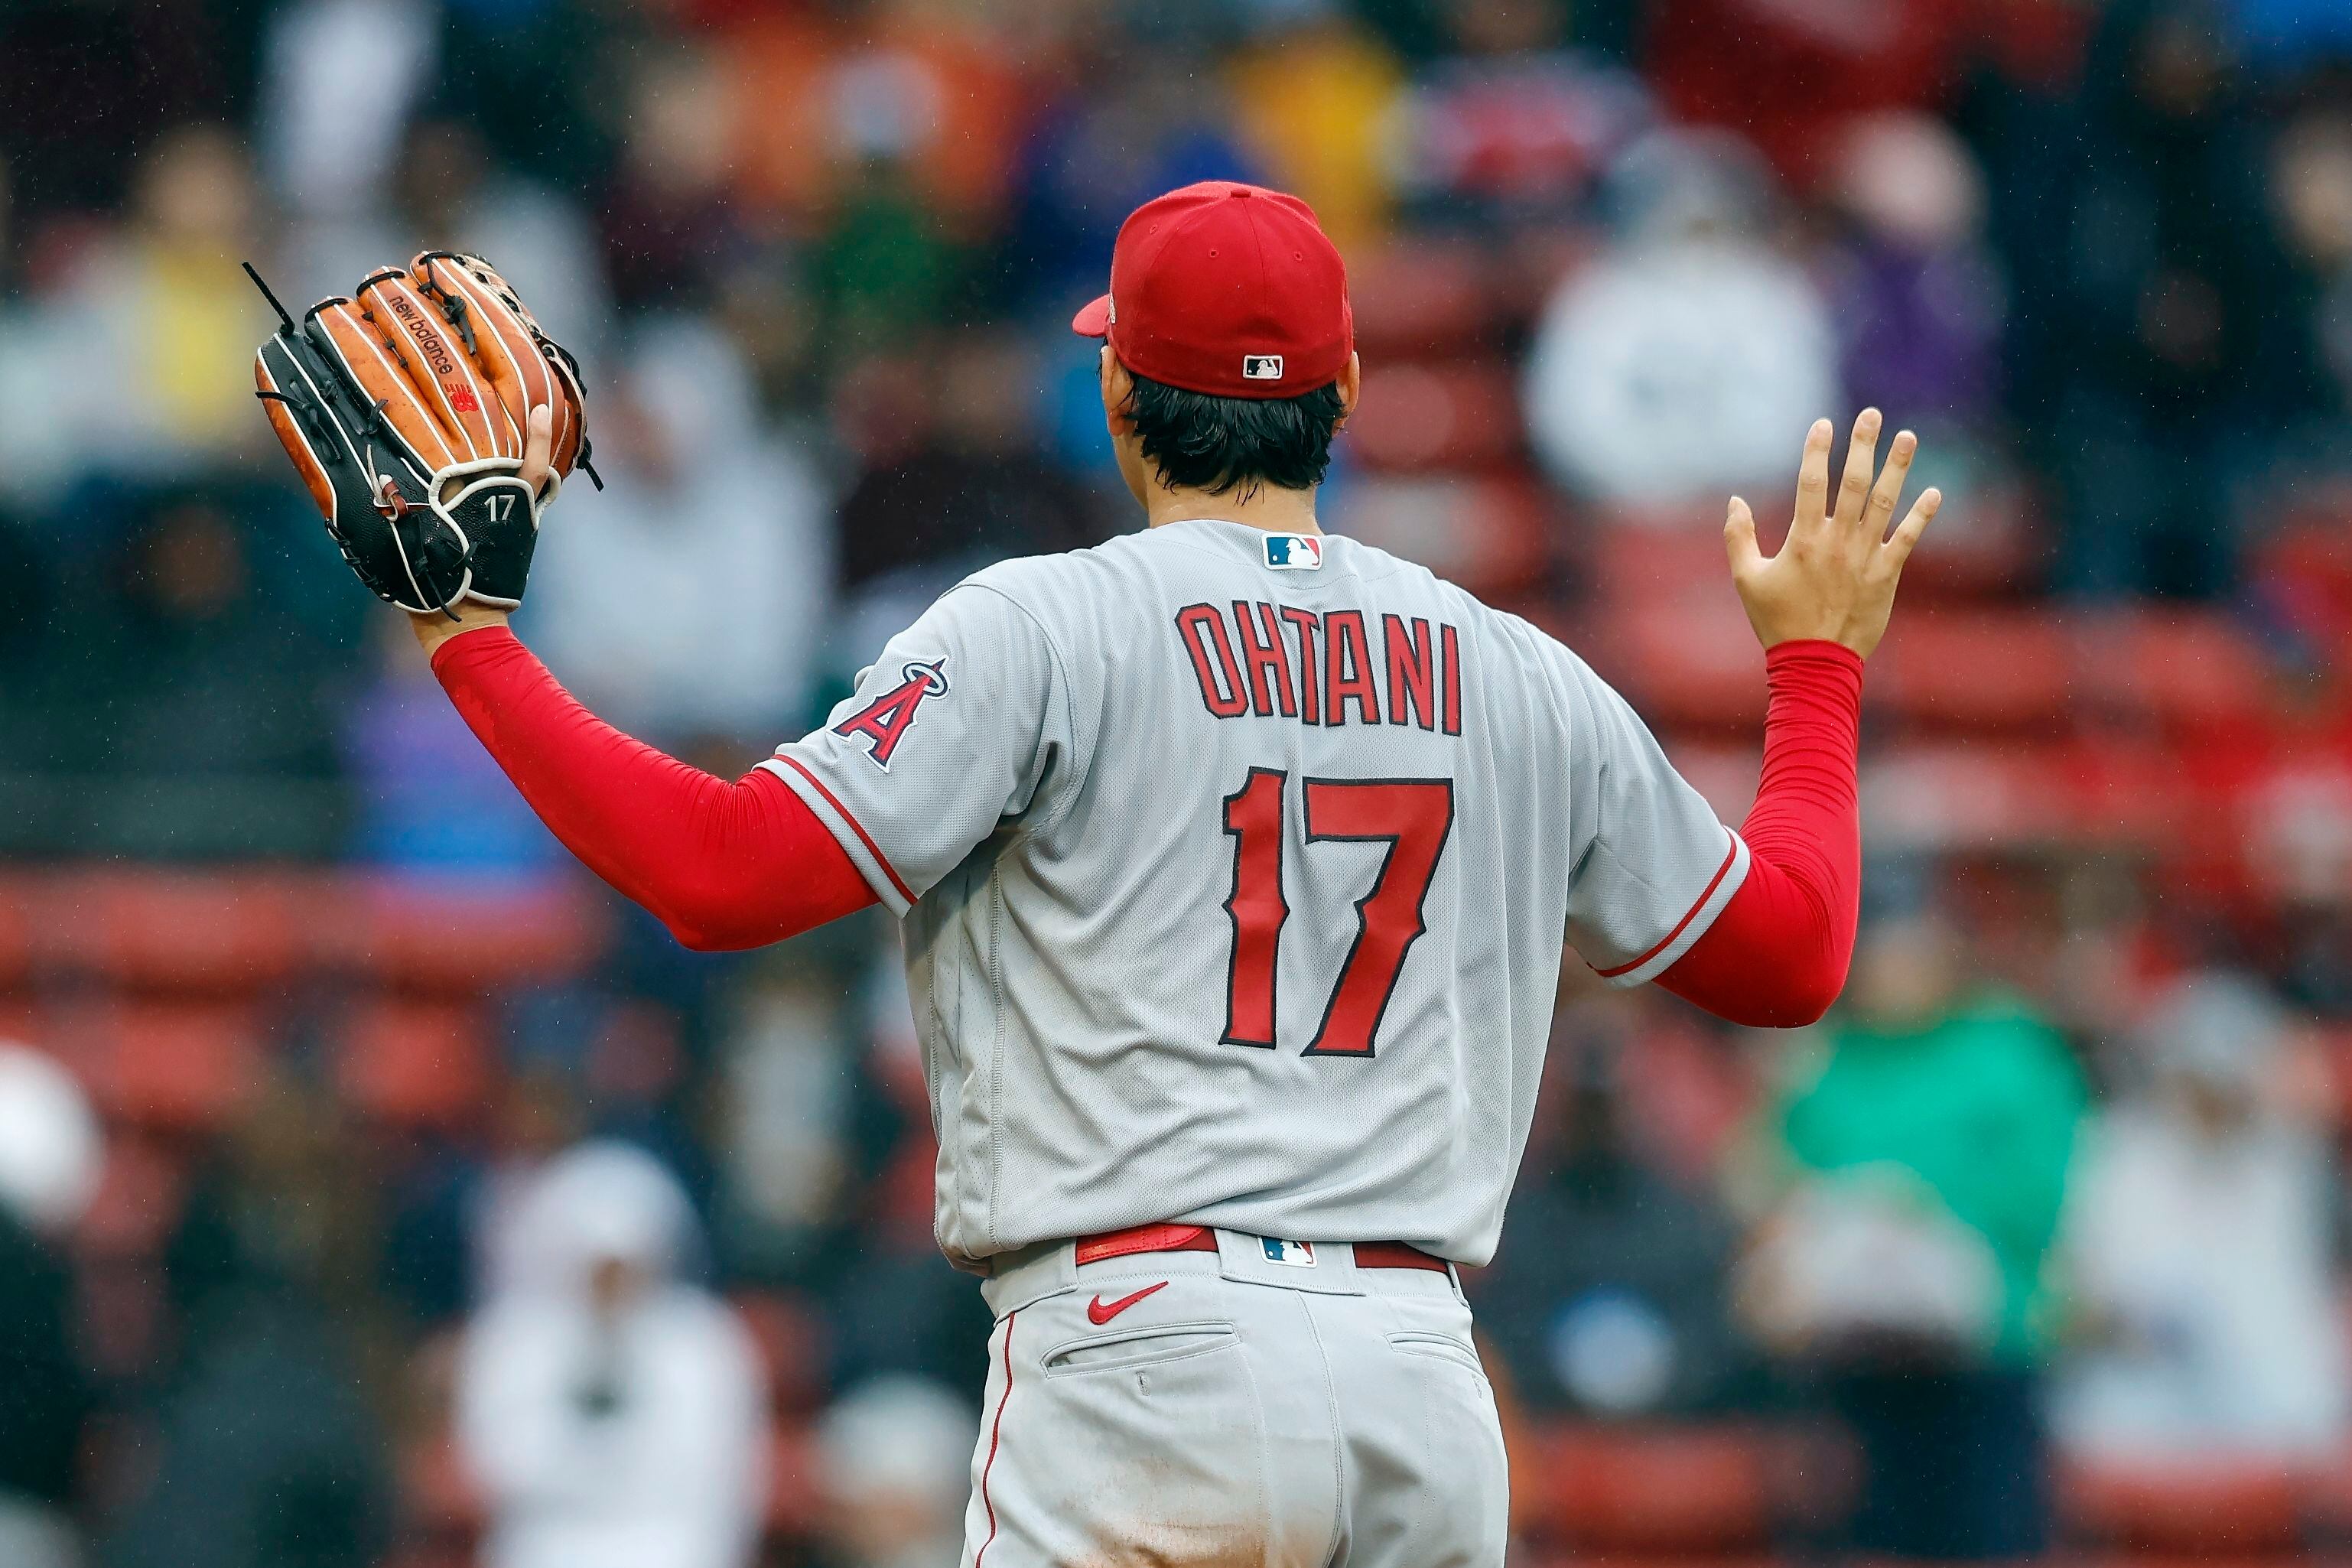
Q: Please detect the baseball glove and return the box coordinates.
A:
[248,252,598,615]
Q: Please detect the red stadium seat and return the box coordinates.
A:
[2058,1454,2307,1554]
[2071,606,2271,729]
[730,1288,831,1417]
[2058,734,2195,851]
[0,991,44,1046]
[1522,1423,1776,1554]
[327,875,610,991]
[1590,594,1768,730]
[400,1431,486,1537]
[67,999,265,1131]
[1882,474,2045,603]
[0,876,34,989]
[1347,237,1498,359]
[337,998,493,1130]
[1348,360,1523,473]
[765,1420,825,1540]
[1587,517,1739,603]
[37,868,315,991]
[1870,610,2073,730]
[76,1129,190,1257]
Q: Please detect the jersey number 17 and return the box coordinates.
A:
[1219,768,1456,1057]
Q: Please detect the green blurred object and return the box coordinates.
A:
[1778,994,2087,1364]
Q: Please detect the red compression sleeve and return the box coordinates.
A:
[1656,640,1862,1027]
[431,626,877,950]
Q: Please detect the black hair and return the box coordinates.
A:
[1124,372,1346,498]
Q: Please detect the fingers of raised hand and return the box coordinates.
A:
[1724,495,1764,577]
[1884,486,1942,570]
[1864,428,1918,540]
[1793,418,1834,531]
[1834,408,1882,532]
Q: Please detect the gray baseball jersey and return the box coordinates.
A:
[763,518,1745,1270]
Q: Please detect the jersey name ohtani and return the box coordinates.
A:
[1176,601,1464,732]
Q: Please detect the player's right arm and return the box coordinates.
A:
[426,624,877,949]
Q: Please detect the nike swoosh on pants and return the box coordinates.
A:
[1086,1281,1169,1324]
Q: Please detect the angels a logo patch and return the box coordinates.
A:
[834,657,950,770]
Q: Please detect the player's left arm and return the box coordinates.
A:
[1655,411,1937,1026]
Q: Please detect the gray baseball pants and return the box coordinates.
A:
[959,1228,1509,1567]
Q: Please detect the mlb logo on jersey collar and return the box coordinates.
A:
[1264,533,1322,571]
[1261,1238,1317,1267]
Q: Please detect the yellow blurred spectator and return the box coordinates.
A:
[1228,16,1404,251]
[128,126,272,457]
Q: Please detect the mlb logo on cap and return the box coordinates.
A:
[1264,534,1323,571]
[1242,355,1284,381]
[1261,1238,1317,1267]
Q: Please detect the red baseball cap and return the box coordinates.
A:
[1072,181,1353,399]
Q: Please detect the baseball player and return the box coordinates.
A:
[254,184,1935,1566]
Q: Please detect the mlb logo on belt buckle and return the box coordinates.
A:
[1261,1238,1317,1267]
[1264,534,1322,571]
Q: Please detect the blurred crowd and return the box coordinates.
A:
[6,0,2352,1565]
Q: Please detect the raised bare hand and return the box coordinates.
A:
[1723,410,1939,661]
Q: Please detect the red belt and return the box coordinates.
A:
[1074,1222,1449,1274]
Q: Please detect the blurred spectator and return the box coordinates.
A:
[340,613,567,877]
[2034,0,2293,597]
[812,1375,975,1568]
[0,2,265,223]
[0,155,14,299]
[2054,973,2352,1460]
[279,115,614,359]
[259,0,437,226]
[832,331,1101,646]
[78,483,347,848]
[106,1075,395,1568]
[1525,130,1837,506]
[0,126,272,506]
[525,320,831,747]
[1381,0,1653,230]
[599,44,760,317]
[1820,113,2002,435]
[456,1141,766,1568]
[469,1067,588,1303]
[815,162,971,360]
[1475,1012,1756,1417]
[814,946,994,1398]
[1648,0,1976,182]
[721,977,854,1262]
[1002,46,1263,312]
[1741,913,2085,1562]
[2263,109,2352,480]
[0,1046,101,1568]
[1228,12,1404,249]
[722,6,1030,239]
[2228,0,2352,64]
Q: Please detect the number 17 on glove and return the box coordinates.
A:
[247,252,598,616]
